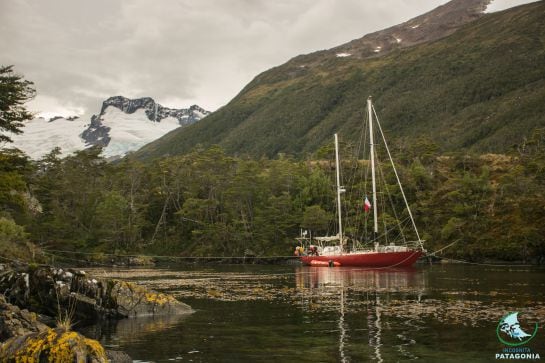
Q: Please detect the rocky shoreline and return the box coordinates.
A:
[0,263,192,361]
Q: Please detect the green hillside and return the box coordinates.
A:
[135,2,545,160]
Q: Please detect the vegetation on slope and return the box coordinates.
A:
[135,2,545,160]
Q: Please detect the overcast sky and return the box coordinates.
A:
[0,0,535,118]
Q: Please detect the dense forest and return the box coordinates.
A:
[1,132,545,264]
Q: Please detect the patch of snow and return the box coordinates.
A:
[9,116,88,159]
[395,37,402,43]
[101,107,181,157]
[410,24,420,29]
[193,110,208,119]
[484,0,536,13]
[336,52,351,58]
[373,46,382,53]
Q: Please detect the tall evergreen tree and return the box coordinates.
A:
[0,65,35,144]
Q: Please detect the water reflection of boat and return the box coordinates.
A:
[295,266,426,362]
[296,266,425,292]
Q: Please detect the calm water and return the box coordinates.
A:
[80,264,545,362]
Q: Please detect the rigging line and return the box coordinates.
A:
[423,239,537,267]
[381,219,410,246]
[372,106,423,250]
[0,254,32,264]
[374,157,390,245]
[355,110,367,165]
[357,217,411,246]
[427,239,461,255]
[43,244,422,271]
[41,248,299,260]
[435,257,535,267]
[41,251,115,267]
[375,159,408,244]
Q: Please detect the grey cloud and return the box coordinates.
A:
[2,0,456,117]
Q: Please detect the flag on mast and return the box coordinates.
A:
[364,196,371,212]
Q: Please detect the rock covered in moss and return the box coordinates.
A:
[110,280,190,317]
[0,295,48,341]
[0,264,192,324]
[0,327,107,362]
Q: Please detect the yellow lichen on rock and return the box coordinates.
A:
[0,328,107,363]
[83,337,106,359]
[144,292,175,306]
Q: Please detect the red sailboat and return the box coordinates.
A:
[297,97,425,267]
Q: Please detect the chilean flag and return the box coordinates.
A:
[364,196,371,212]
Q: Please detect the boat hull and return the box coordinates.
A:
[300,250,423,267]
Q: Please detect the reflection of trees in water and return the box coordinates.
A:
[81,314,189,343]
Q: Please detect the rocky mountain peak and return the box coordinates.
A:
[82,96,211,149]
[99,96,210,124]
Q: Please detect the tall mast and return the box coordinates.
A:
[334,134,344,250]
[368,97,379,237]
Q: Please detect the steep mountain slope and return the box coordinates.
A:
[135,0,545,160]
[10,97,210,159]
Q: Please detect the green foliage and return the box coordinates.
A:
[0,65,35,143]
[301,205,331,234]
[95,191,129,248]
[0,148,34,222]
[0,216,27,242]
[0,216,38,261]
[30,147,108,249]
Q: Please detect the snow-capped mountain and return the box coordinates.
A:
[9,96,210,159]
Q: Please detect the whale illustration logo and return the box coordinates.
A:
[496,312,538,347]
